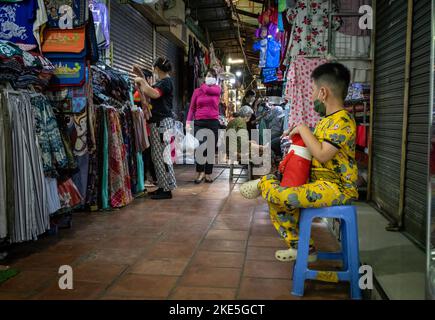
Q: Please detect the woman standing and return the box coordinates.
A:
[186,69,221,184]
[133,57,176,200]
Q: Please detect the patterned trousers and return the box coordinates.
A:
[149,118,177,192]
[259,174,355,249]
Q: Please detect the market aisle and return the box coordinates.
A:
[0,166,349,300]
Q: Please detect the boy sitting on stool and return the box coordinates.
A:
[259,62,359,262]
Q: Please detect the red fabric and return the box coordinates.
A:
[133,90,141,103]
[356,125,367,148]
[259,7,278,25]
[279,134,311,187]
[205,50,210,66]
[155,88,163,98]
[57,179,83,209]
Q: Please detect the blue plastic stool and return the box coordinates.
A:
[291,205,362,300]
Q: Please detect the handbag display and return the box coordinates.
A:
[46,66,89,113]
[42,27,86,55]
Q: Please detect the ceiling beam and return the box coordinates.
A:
[196,5,229,11]
[232,20,258,30]
[236,9,259,19]
[199,17,230,23]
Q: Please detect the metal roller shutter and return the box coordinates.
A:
[156,34,182,116]
[110,1,154,75]
[371,0,408,221]
[403,0,431,245]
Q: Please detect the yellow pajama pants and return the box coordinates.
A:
[258,174,355,249]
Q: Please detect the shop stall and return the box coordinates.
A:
[0,0,157,243]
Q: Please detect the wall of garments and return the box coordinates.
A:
[0,0,151,244]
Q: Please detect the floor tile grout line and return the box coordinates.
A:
[166,168,239,300]
[235,203,257,300]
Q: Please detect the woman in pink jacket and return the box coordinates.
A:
[186,69,221,184]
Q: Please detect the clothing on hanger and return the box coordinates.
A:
[284,0,341,64]
[284,56,328,129]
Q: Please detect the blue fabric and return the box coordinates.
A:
[89,0,110,49]
[0,1,38,47]
[253,39,267,69]
[136,152,145,194]
[72,153,89,203]
[262,68,278,83]
[278,12,284,32]
[283,103,290,131]
[101,109,109,210]
[265,37,281,68]
[46,58,86,87]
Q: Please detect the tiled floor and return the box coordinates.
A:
[0,166,349,300]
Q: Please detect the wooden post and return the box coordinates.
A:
[396,0,414,230]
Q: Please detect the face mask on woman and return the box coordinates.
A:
[205,77,217,86]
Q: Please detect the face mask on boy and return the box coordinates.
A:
[205,77,217,86]
[313,91,326,117]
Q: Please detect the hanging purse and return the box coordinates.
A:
[42,27,87,87]
[46,66,89,113]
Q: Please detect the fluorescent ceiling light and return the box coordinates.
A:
[235,71,242,77]
[228,58,244,64]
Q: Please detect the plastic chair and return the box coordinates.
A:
[291,205,362,300]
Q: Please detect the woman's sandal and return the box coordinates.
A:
[275,248,318,263]
[194,177,205,184]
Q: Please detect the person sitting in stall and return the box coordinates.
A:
[242,90,257,140]
[262,104,285,159]
[225,106,254,162]
[258,62,359,262]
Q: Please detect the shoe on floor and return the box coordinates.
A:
[150,190,173,200]
[144,180,156,188]
[148,188,163,196]
[194,177,204,184]
[275,247,318,263]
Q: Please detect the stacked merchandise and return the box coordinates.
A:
[345,82,370,194]
[0,38,70,243]
[41,2,99,212]
[0,0,151,244]
[0,0,88,242]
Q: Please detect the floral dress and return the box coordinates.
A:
[284,0,341,64]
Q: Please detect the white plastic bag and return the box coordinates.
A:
[183,133,199,151]
[173,131,199,165]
